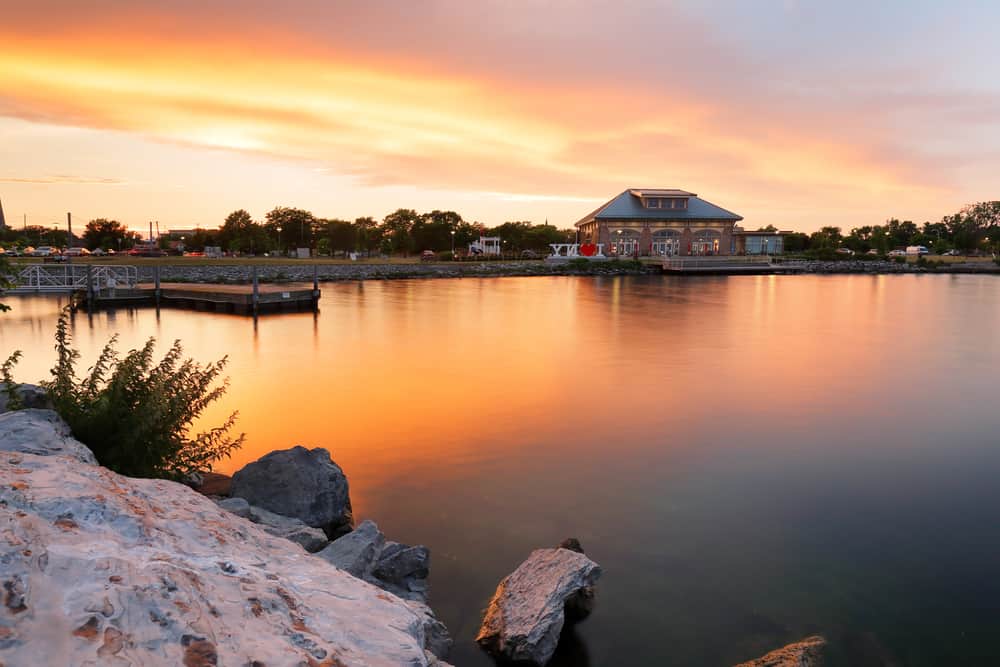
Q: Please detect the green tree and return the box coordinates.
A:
[354,217,382,257]
[0,253,13,311]
[382,209,419,255]
[82,219,138,251]
[264,207,316,253]
[320,219,357,255]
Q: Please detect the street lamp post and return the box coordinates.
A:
[451,230,455,254]
[277,226,283,256]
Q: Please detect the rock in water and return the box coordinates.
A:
[0,450,441,666]
[0,409,97,464]
[230,446,352,537]
[476,546,602,665]
[733,636,827,667]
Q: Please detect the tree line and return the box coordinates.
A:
[0,208,574,256]
[781,201,1000,254]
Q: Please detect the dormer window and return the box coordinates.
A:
[644,197,687,210]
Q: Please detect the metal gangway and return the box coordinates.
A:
[6,264,139,294]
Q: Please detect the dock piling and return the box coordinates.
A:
[85,265,94,311]
[312,264,319,309]
[252,266,260,315]
[154,265,161,307]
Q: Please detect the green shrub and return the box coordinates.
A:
[41,312,244,479]
[438,251,454,261]
[2,351,23,410]
[566,257,592,269]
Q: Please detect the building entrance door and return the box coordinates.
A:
[652,239,680,255]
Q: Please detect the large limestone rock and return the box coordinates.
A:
[0,449,444,666]
[477,545,602,665]
[733,636,827,667]
[215,497,329,553]
[0,409,97,464]
[231,446,352,537]
[0,383,52,413]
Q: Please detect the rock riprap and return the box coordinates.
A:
[215,497,329,553]
[0,383,52,413]
[230,445,353,537]
[318,520,437,605]
[0,408,97,464]
[733,635,827,667]
[476,541,602,665]
[0,441,444,664]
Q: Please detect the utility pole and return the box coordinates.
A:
[66,212,73,264]
[0,197,6,230]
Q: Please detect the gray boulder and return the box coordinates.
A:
[317,520,385,577]
[214,496,328,552]
[407,600,454,660]
[215,496,252,519]
[231,446,352,537]
[733,635,826,667]
[476,546,602,665]
[374,541,431,600]
[0,383,52,413]
[247,504,329,553]
[0,409,97,465]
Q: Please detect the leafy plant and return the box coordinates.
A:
[42,311,244,479]
[2,350,23,410]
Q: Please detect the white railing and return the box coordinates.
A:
[663,255,773,270]
[7,265,138,293]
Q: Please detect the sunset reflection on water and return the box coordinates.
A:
[5,274,1000,666]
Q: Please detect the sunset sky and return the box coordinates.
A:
[2,1,998,233]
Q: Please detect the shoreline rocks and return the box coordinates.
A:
[0,414,448,666]
[733,635,827,667]
[230,445,353,538]
[477,539,602,666]
[132,260,655,285]
[0,383,52,413]
[0,408,97,464]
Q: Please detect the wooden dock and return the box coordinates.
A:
[85,282,320,315]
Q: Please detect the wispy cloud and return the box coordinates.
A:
[0,175,124,184]
[0,1,997,229]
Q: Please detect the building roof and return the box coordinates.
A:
[574,188,743,227]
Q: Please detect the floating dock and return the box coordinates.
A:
[84,282,320,314]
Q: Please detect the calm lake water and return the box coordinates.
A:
[4,274,1000,666]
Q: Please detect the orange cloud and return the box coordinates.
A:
[0,7,970,229]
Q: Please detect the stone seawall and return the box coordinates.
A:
[137,261,656,284]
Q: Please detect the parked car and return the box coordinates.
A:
[520,249,540,258]
[865,249,879,255]
[64,247,91,257]
[31,246,56,257]
[91,248,106,256]
[835,247,855,256]
[420,250,436,261]
[887,249,907,257]
[941,249,961,256]
[905,245,930,256]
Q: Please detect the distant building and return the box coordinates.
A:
[733,228,792,255]
[574,188,743,256]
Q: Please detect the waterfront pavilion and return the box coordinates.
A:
[574,188,743,257]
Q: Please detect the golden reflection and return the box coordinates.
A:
[5,275,998,517]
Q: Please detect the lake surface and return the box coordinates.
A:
[4,274,1000,666]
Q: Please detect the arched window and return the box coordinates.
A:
[651,229,682,256]
[691,229,721,255]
